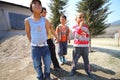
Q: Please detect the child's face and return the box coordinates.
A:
[32,1,42,13]
[41,10,47,17]
[76,13,84,23]
[60,17,66,24]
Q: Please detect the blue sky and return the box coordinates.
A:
[66,0,120,27]
[107,0,120,23]
[1,0,120,27]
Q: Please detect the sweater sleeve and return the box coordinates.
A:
[77,28,82,34]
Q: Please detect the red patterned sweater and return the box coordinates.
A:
[72,24,90,47]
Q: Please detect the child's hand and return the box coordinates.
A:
[55,38,59,44]
[80,20,84,25]
[79,20,84,28]
[68,40,70,43]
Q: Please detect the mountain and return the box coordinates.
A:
[110,20,120,26]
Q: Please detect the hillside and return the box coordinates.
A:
[110,20,120,27]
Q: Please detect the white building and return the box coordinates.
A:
[0,1,32,30]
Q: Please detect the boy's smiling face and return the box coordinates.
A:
[32,1,42,13]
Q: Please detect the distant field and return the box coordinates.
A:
[91,38,120,48]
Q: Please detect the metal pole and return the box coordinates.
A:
[118,30,120,46]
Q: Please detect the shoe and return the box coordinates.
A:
[68,70,76,76]
[44,77,52,80]
[63,56,67,63]
[88,74,96,80]
[54,67,63,71]
[58,59,63,65]
[58,56,64,65]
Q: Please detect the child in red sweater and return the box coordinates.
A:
[69,12,96,79]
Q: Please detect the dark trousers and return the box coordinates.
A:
[72,47,91,75]
[47,39,60,68]
[58,41,67,56]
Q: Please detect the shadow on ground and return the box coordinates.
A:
[92,47,120,59]
[50,61,118,80]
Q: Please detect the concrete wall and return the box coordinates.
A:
[0,9,8,30]
[0,2,32,30]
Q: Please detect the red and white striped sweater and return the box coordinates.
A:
[72,24,90,47]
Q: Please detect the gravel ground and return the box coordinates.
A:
[0,30,120,80]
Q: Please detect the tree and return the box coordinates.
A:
[76,0,111,51]
[49,0,68,29]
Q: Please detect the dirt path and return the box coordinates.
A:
[0,31,120,80]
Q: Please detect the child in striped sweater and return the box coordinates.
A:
[69,12,96,79]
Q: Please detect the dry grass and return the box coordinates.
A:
[91,38,120,48]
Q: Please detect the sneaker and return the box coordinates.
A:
[58,59,63,65]
[88,74,96,80]
[54,67,63,71]
[68,70,76,76]
[58,56,64,65]
[44,77,52,80]
[63,56,67,63]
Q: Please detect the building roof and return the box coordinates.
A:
[0,1,29,9]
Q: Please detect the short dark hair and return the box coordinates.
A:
[30,0,42,12]
[60,15,67,20]
[41,7,46,13]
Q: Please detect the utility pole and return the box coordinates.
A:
[118,30,120,46]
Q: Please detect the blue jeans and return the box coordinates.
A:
[31,46,51,80]
[58,41,67,56]
[72,47,91,75]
